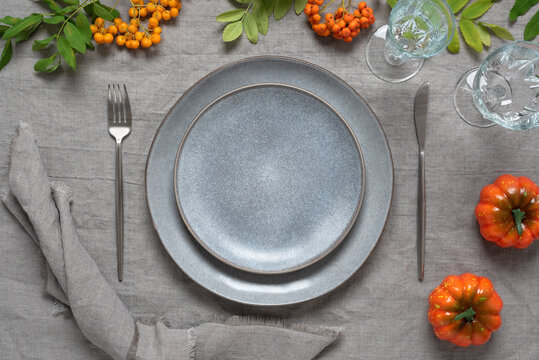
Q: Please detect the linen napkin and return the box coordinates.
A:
[2,123,341,360]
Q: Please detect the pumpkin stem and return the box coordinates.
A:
[455,307,476,322]
[512,209,526,236]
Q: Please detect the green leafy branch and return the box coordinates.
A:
[510,0,538,40]
[0,0,120,73]
[217,0,308,43]
[447,0,514,53]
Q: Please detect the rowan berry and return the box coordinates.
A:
[90,24,98,34]
[152,26,162,34]
[358,1,367,10]
[93,33,104,44]
[353,9,361,17]
[114,18,123,26]
[338,19,346,28]
[361,8,371,17]
[304,4,312,15]
[139,7,148,17]
[104,33,114,44]
[118,22,128,33]
[156,5,165,12]
[343,13,354,23]
[128,7,138,18]
[359,16,369,28]
[342,27,351,37]
[351,29,359,37]
[130,18,140,26]
[162,10,171,21]
[135,31,144,41]
[131,40,140,49]
[150,33,161,44]
[153,11,162,21]
[170,7,179,17]
[108,25,118,35]
[147,3,157,12]
[331,24,341,33]
[116,35,126,46]
[312,13,321,23]
[169,0,179,7]
[311,5,319,14]
[369,14,375,24]
[141,37,152,48]
[161,0,169,6]
[128,24,138,34]
[149,17,159,28]
[343,36,353,42]
[325,13,334,21]
[94,17,104,27]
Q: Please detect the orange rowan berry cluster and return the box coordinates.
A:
[305,1,375,42]
[91,0,181,49]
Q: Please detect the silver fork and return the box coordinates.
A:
[108,84,132,282]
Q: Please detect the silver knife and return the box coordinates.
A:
[414,82,429,281]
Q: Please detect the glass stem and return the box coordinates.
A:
[384,33,408,66]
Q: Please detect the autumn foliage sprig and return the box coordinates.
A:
[0,0,120,73]
[217,0,309,43]
[509,0,538,40]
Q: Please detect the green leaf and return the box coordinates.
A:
[44,15,65,24]
[56,5,79,15]
[462,0,493,19]
[388,0,398,7]
[447,0,470,13]
[75,12,92,45]
[34,53,60,72]
[57,35,76,69]
[222,21,243,42]
[253,0,269,35]
[92,4,114,20]
[41,0,62,12]
[295,0,308,14]
[261,0,276,15]
[460,18,482,52]
[0,16,20,26]
[243,11,258,44]
[481,22,515,40]
[64,21,86,53]
[477,23,491,46]
[274,0,292,20]
[216,9,245,23]
[509,0,539,21]
[2,14,43,40]
[14,22,41,43]
[86,40,95,50]
[524,10,539,40]
[0,25,8,35]
[0,40,12,71]
[96,2,121,19]
[235,0,252,3]
[447,29,460,53]
[32,35,57,50]
[62,0,80,5]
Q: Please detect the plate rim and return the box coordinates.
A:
[145,55,395,306]
[173,82,366,274]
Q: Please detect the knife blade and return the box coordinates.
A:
[414,81,429,281]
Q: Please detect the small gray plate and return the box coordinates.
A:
[174,84,364,274]
[145,57,393,306]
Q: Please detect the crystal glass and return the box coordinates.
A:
[454,41,539,130]
[366,0,455,83]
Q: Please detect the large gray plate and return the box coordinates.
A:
[146,57,393,306]
[174,84,365,274]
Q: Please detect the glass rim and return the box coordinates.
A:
[387,0,456,59]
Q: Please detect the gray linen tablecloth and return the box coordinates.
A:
[1,0,538,359]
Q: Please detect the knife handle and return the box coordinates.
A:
[418,150,426,281]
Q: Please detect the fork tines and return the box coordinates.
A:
[108,84,132,126]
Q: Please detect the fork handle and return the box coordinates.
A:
[115,140,124,282]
